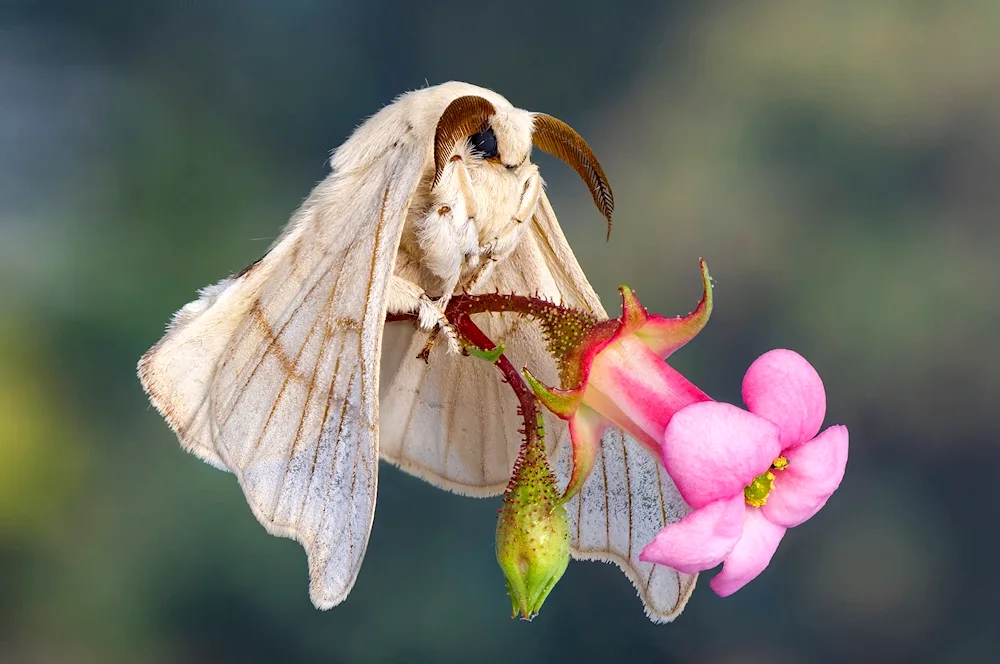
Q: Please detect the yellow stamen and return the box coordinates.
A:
[744,457,790,508]
[744,471,775,507]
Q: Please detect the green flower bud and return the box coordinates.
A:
[495,414,570,620]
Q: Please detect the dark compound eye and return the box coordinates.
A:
[469,127,499,159]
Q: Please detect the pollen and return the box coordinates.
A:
[744,471,775,508]
[744,456,790,507]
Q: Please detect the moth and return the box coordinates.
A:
[138,82,696,622]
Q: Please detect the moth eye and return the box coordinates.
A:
[469,127,499,159]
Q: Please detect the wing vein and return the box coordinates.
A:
[655,465,668,525]
[271,311,330,516]
[272,263,348,517]
[600,442,610,549]
[246,285,332,467]
[495,358,512,479]
[309,366,358,553]
[295,334,346,528]
[398,333,434,463]
[219,251,344,427]
[441,348,464,476]
[479,366,491,484]
[621,432,634,562]
[576,455,584,543]
[357,184,392,409]
[347,451,359,570]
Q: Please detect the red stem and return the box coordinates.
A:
[449,313,538,417]
[384,294,561,414]
[447,292,597,324]
[385,307,543,482]
[450,313,547,494]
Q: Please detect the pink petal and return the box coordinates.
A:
[634,259,713,359]
[709,506,787,597]
[639,493,746,574]
[562,405,609,502]
[661,402,782,509]
[742,349,827,449]
[762,425,849,528]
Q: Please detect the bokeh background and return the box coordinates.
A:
[2,1,998,662]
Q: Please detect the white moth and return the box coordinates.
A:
[138,82,696,622]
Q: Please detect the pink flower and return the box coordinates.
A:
[525,261,714,499]
[638,349,849,596]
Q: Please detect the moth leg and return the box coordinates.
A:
[385,274,461,355]
[465,254,500,292]
[416,328,440,363]
[471,165,542,289]
[419,154,480,313]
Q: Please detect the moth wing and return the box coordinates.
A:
[551,426,698,621]
[140,141,424,608]
[379,191,696,620]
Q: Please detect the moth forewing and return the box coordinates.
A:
[140,132,425,609]
[210,151,428,609]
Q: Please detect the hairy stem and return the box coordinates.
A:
[449,312,539,426]
[387,291,602,388]
[384,307,548,484]
[451,313,548,493]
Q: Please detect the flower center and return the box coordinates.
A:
[744,456,789,508]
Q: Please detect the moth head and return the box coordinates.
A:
[431,91,614,239]
[432,95,533,183]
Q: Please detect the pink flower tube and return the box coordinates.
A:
[525,261,714,500]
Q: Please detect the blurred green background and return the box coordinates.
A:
[2,1,998,662]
